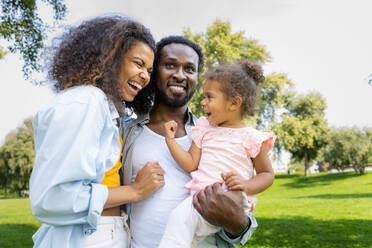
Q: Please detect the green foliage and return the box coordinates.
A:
[321,127,372,175]
[257,73,294,129]
[274,92,329,176]
[185,19,270,70]
[0,118,34,196]
[0,0,66,78]
[0,159,7,194]
[184,19,275,118]
[287,157,310,173]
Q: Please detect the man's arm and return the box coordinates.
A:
[193,183,257,245]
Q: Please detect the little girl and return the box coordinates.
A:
[158,60,275,248]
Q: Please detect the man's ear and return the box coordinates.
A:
[229,96,242,111]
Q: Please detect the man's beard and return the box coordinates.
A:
[155,87,196,108]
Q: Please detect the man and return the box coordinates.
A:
[120,36,257,248]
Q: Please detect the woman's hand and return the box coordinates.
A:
[131,161,164,201]
[105,162,164,208]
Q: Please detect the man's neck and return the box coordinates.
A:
[150,102,189,124]
[148,101,189,138]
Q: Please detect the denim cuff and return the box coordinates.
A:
[219,212,258,245]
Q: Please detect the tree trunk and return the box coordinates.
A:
[4,165,9,199]
[4,184,7,199]
[359,165,365,175]
[304,152,309,176]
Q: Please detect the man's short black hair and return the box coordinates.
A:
[154,35,204,74]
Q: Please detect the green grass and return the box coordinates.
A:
[0,172,371,247]
[0,198,40,248]
[243,172,372,248]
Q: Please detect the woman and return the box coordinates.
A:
[30,16,164,248]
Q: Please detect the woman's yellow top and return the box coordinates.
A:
[100,135,122,188]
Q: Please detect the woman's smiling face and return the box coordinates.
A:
[117,41,154,102]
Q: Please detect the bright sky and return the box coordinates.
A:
[1,0,371,144]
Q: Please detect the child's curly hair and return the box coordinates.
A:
[48,16,156,115]
[205,60,265,117]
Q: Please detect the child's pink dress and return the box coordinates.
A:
[159,117,275,248]
[185,117,275,193]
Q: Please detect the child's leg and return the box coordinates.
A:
[158,195,220,248]
[192,208,221,247]
[158,195,197,247]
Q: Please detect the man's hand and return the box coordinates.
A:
[193,183,249,236]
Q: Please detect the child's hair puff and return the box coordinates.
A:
[205,59,265,116]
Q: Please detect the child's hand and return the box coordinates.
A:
[164,120,178,139]
[222,171,246,192]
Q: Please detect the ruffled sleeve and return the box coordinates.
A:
[244,128,276,158]
[191,117,210,148]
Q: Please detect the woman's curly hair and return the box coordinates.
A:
[205,60,265,117]
[49,16,156,115]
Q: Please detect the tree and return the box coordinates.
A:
[0,118,34,196]
[320,128,350,172]
[0,131,16,198]
[274,92,329,176]
[321,127,372,175]
[0,154,9,197]
[0,0,66,78]
[257,73,294,129]
[184,20,293,130]
[185,20,273,117]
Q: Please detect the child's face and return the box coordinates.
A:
[201,80,234,127]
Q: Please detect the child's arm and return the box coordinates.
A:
[164,120,201,172]
[223,144,274,195]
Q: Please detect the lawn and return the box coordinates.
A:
[244,172,372,248]
[0,198,40,248]
[0,172,371,248]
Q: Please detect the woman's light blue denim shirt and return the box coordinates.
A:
[30,85,121,247]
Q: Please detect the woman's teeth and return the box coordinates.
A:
[129,81,143,90]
